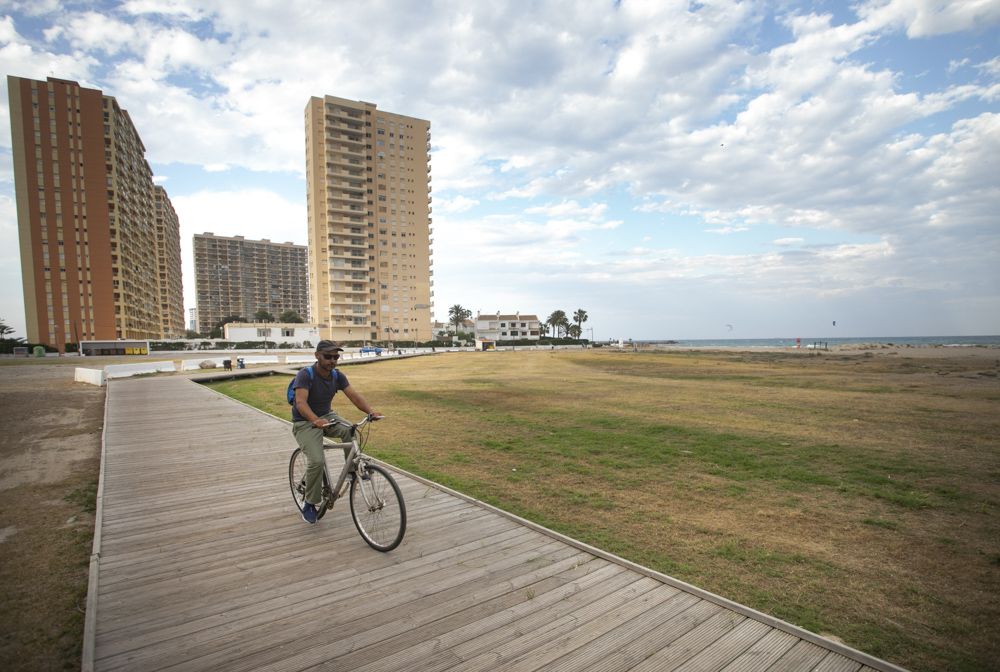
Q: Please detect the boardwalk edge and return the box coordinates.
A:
[81,380,112,671]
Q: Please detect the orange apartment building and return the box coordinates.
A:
[304,95,433,343]
[7,75,183,350]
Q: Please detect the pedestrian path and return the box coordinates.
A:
[83,375,908,671]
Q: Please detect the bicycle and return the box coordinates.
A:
[288,414,407,552]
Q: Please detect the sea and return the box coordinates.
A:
[636,335,1000,349]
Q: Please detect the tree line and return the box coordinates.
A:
[447,306,589,340]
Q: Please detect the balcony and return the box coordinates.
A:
[327,236,367,249]
[329,305,370,319]
[330,285,368,297]
[331,178,366,189]
[332,133,365,146]
[327,189,365,204]
[325,118,365,133]
[326,154,364,170]
[326,166,365,178]
[325,109,364,124]
[327,203,366,217]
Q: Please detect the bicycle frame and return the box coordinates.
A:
[319,416,379,508]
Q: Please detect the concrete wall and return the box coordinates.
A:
[104,361,177,380]
[75,367,106,386]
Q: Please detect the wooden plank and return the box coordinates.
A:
[627,609,748,672]
[468,583,688,672]
[97,534,565,666]
[233,551,601,672]
[529,590,703,672]
[447,577,666,672]
[338,564,633,672]
[672,619,775,672]
[765,640,831,671]
[718,629,800,672]
[98,522,536,636]
[812,653,864,672]
[582,600,724,672]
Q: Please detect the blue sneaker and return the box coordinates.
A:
[301,502,318,524]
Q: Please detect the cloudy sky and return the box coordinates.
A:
[1,0,998,341]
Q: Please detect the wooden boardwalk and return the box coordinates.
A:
[83,375,907,672]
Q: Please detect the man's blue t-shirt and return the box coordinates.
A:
[291,365,349,422]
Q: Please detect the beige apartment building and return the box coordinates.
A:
[193,233,309,335]
[305,95,433,343]
[7,75,184,349]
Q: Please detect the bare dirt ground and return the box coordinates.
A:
[0,363,105,671]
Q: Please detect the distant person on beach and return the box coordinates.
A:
[290,340,381,524]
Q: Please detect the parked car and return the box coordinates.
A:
[360,346,383,354]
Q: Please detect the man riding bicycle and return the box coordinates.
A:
[291,340,380,524]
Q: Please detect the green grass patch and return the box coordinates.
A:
[64,480,97,514]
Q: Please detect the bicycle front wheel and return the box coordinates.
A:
[349,464,406,552]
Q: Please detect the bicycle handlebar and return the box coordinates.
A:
[322,413,383,430]
[357,413,384,427]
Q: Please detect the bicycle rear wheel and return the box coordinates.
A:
[288,448,330,520]
[349,464,406,552]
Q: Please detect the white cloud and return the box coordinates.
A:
[436,195,479,214]
[524,200,608,220]
[977,56,1000,78]
[122,0,210,21]
[857,0,1000,38]
[56,11,139,56]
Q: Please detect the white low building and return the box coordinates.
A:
[474,313,542,341]
[223,322,321,346]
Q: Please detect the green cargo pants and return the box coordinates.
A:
[292,412,354,506]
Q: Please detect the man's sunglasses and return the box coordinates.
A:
[319,353,340,361]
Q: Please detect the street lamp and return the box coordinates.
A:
[385,326,399,349]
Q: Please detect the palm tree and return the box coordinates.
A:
[546,310,568,337]
[573,309,588,339]
[448,304,472,336]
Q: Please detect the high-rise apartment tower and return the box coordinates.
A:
[304,95,432,343]
[155,186,184,338]
[7,75,184,348]
[193,233,310,335]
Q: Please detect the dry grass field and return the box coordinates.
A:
[209,347,1000,672]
